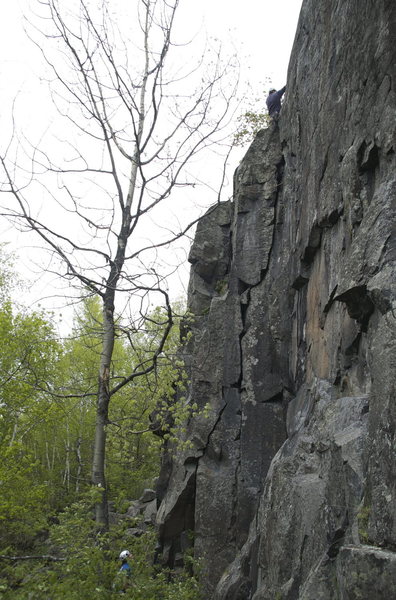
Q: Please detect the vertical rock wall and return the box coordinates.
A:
[156,0,396,598]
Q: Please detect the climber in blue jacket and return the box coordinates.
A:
[266,86,286,119]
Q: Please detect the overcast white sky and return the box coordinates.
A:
[0,0,303,329]
[0,0,303,140]
[0,0,302,90]
[183,0,302,89]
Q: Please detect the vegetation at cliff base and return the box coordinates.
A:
[0,248,200,599]
[0,491,201,600]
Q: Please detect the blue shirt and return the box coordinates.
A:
[119,562,132,577]
[266,86,286,116]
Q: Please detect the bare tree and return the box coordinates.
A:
[0,0,238,526]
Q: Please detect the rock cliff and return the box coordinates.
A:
[156,0,396,598]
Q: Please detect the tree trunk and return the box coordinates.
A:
[63,421,71,491]
[92,297,115,528]
[75,436,82,494]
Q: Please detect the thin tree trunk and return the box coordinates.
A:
[52,443,56,470]
[46,440,52,471]
[10,422,18,446]
[92,296,115,528]
[75,436,82,494]
[63,422,70,491]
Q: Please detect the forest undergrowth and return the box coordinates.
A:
[0,249,201,600]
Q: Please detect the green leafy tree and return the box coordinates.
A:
[0,252,61,549]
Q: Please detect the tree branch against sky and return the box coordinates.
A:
[0,0,240,526]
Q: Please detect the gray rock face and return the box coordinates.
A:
[156,0,396,598]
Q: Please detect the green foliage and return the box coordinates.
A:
[103,300,194,500]
[0,490,202,600]
[0,445,49,549]
[234,109,270,146]
[0,251,62,548]
[0,303,60,443]
[0,274,192,545]
[233,81,272,147]
[214,278,228,296]
[358,504,371,543]
[0,255,202,598]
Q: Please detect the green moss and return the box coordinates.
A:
[214,278,228,296]
[357,505,371,543]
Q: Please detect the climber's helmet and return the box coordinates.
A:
[269,88,276,94]
[119,550,131,560]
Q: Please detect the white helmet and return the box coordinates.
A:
[119,550,130,560]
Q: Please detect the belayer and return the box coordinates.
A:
[114,549,133,593]
[266,86,286,119]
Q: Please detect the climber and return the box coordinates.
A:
[266,86,286,119]
[114,550,133,593]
